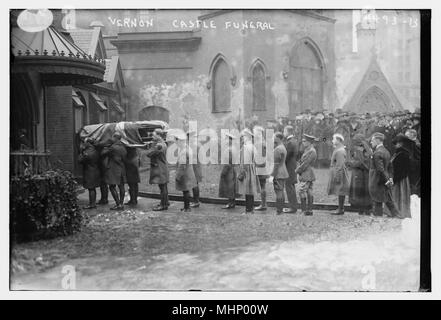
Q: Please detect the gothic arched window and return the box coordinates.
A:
[252,62,266,111]
[211,56,231,112]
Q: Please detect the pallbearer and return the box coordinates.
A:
[102,132,127,211]
[145,128,169,211]
[295,134,317,216]
[124,146,140,206]
[219,132,240,209]
[327,133,350,215]
[78,137,101,209]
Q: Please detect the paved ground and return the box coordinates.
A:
[10,194,421,291]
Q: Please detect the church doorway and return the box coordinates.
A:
[288,39,324,115]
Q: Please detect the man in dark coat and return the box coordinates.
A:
[124,147,141,206]
[272,132,290,214]
[78,137,101,209]
[94,139,112,205]
[347,134,372,215]
[145,128,169,211]
[405,128,421,196]
[102,132,127,210]
[283,125,298,213]
[368,132,402,218]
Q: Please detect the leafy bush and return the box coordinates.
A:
[10,170,85,242]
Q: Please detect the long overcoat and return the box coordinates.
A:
[175,147,197,192]
[295,145,317,182]
[79,142,101,189]
[369,145,393,203]
[102,140,127,185]
[145,140,169,185]
[219,145,240,199]
[125,147,141,184]
[238,141,261,196]
[347,146,372,207]
[284,136,298,183]
[101,141,127,185]
[327,146,350,196]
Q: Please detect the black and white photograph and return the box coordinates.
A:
[5,2,435,299]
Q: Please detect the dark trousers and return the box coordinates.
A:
[274,178,286,213]
[285,176,298,209]
[258,177,267,207]
[109,184,125,206]
[128,183,138,204]
[245,195,254,212]
[183,190,191,209]
[373,190,400,217]
[192,185,200,203]
[159,183,169,207]
[100,183,108,202]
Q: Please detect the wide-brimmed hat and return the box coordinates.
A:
[392,133,413,146]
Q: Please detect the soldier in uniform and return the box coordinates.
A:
[175,132,197,212]
[295,134,317,216]
[282,125,298,213]
[219,132,240,209]
[101,132,127,210]
[368,132,403,218]
[238,128,261,215]
[145,128,169,211]
[327,133,350,215]
[78,137,101,209]
[272,132,290,215]
[124,146,140,206]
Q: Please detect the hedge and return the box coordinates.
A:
[10,170,85,242]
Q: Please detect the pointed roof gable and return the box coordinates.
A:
[69,27,107,60]
[103,56,124,87]
[343,55,403,113]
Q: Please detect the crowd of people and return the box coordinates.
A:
[78,108,421,218]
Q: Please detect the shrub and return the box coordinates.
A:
[10,170,85,242]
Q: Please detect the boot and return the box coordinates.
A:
[222,199,235,209]
[125,187,134,205]
[332,196,345,215]
[98,184,109,204]
[255,191,267,211]
[84,189,97,209]
[191,186,200,207]
[305,195,313,216]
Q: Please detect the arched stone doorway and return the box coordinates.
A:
[138,106,170,123]
[288,39,325,115]
[357,86,394,113]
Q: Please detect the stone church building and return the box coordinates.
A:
[64,9,423,131]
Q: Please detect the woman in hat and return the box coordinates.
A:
[346,134,372,215]
[327,133,350,215]
[390,134,413,218]
[238,128,261,214]
[78,137,101,209]
[175,132,197,212]
[219,132,240,209]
